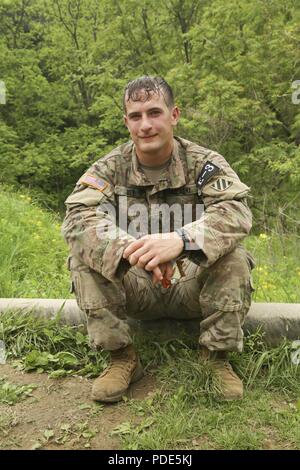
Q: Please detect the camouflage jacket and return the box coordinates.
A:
[62,136,252,282]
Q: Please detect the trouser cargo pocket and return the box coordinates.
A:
[69,255,126,311]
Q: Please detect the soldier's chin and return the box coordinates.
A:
[139,140,160,152]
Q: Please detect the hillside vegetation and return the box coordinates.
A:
[0,186,69,298]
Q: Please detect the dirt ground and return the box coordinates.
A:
[0,363,158,450]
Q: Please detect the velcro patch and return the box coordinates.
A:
[79,173,109,192]
[197,161,220,190]
[209,178,233,192]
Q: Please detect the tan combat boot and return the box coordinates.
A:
[91,344,144,403]
[200,347,243,401]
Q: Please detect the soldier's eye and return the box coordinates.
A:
[150,110,160,116]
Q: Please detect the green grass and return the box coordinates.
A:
[119,388,300,450]
[0,185,69,298]
[244,233,300,303]
[113,335,300,450]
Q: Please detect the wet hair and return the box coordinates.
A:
[123,76,174,112]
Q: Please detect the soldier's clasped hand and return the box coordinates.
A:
[122,232,184,274]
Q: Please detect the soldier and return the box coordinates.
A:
[62,76,255,403]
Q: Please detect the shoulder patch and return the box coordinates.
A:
[79,173,109,192]
[197,161,220,190]
[209,178,233,192]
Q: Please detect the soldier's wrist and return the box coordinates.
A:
[173,230,184,254]
[174,228,206,265]
[174,228,192,254]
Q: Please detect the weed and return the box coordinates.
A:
[0,310,108,377]
[31,421,98,449]
[0,378,37,405]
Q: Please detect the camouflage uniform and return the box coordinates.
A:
[62,137,255,353]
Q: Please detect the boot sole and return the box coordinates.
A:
[92,362,145,403]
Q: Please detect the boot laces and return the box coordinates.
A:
[215,359,237,378]
[105,350,136,375]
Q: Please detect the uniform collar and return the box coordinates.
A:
[128,138,186,194]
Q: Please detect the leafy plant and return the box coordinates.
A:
[0,378,37,406]
[0,309,108,377]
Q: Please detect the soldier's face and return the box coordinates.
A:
[124,90,180,158]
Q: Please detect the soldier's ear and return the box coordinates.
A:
[124,114,129,129]
[171,106,180,126]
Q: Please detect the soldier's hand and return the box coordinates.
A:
[122,232,184,271]
[152,262,175,286]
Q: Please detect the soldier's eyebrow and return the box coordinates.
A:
[147,107,163,113]
[127,111,141,118]
[127,107,163,118]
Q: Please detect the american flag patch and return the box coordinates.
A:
[79,173,108,192]
[210,178,233,192]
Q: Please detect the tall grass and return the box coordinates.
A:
[244,233,300,303]
[0,185,70,298]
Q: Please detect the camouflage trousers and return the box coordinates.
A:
[69,245,255,353]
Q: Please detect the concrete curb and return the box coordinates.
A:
[0,298,300,346]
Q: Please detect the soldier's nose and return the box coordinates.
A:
[140,117,152,132]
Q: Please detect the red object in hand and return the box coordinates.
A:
[161,277,171,288]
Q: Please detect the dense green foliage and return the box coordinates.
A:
[0,0,299,229]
